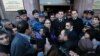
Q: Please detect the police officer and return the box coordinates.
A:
[17,10,29,21]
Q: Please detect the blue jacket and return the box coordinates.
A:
[10,33,35,56]
[81,17,92,26]
[28,19,43,32]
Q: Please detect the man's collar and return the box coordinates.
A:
[73,17,77,20]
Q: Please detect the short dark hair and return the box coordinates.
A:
[17,10,27,15]
[93,16,100,21]
[58,10,64,13]
[83,10,88,14]
[72,10,78,13]
[65,21,73,26]
[87,10,94,15]
[85,29,99,40]
[32,10,39,15]
[17,20,29,33]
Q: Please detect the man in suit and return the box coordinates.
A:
[18,10,29,21]
[65,21,79,43]
[71,10,84,36]
[52,11,67,36]
[11,20,35,56]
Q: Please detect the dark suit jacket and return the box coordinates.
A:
[52,18,67,36]
[71,18,84,35]
[11,33,35,56]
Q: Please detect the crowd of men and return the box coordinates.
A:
[0,9,100,56]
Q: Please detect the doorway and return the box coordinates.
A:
[44,5,71,18]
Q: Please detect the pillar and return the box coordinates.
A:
[74,0,94,16]
[0,0,6,19]
[23,0,40,18]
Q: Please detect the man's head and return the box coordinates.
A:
[86,10,94,19]
[39,12,45,23]
[50,14,56,21]
[58,11,64,19]
[0,31,9,45]
[71,10,78,19]
[83,10,88,18]
[65,21,73,31]
[3,19,13,29]
[59,29,70,42]
[18,10,28,21]
[32,10,39,19]
[17,20,32,35]
[92,16,100,26]
[84,29,98,40]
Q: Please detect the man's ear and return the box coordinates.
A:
[25,29,28,33]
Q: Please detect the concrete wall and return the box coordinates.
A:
[0,0,40,23]
[0,0,18,23]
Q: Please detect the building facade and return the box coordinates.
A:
[0,0,99,23]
